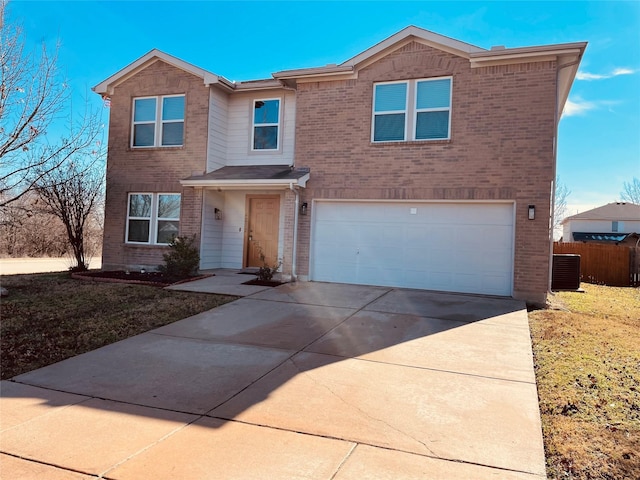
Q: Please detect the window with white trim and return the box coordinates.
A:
[132,95,185,147]
[612,221,623,232]
[252,99,280,150]
[372,77,451,142]
[126,193,181,244]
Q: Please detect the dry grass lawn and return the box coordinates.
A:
[529,284,640,479]
[1,272,238,380]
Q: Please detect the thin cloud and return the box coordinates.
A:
[576,68,637,81]
[612,67,635,76]
[563,98,596,117]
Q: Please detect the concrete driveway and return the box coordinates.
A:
[0,282,545,479]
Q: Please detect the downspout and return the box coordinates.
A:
[289,182,299,282]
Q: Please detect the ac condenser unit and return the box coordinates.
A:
[552,254,581,290]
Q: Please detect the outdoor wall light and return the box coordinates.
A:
[214,208,222,220]
[300,202,308,215]
[528,204,535,220]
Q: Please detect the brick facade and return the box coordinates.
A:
[294,42,558,304]
[98,33,578,305]
[102,60,209,270]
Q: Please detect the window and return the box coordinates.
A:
[372,77,451,142]
[252,99,280,150]
[612,221,623,233]
[373,83,407,141]
[132,95,184,147]
[126,193,180,244]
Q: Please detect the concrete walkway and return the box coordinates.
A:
[0,282,546,479]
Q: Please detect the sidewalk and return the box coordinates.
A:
[0,257,102,275]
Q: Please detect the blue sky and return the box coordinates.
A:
[8,0,640,214]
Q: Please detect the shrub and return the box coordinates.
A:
[158,235,200,278]
[256,250,281,282]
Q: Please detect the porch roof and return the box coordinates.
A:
[180,165,310,189]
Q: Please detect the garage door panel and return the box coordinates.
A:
[311,202,513,296]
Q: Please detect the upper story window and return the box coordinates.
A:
[612,221,623,232]
[372,77,451,142]
[132,95,185,148]
[252,99,280,150]
[126,193,181,245]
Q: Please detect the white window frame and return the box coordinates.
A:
[131,94,185,148]
[371,80,409,142]
[371,76,452,143]
[612,220,623,233]
[413,77,452,141]
[251,98,281,151]
[126,192,181,245]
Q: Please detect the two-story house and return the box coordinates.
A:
[562,202,640,243]
[93,26,585,305]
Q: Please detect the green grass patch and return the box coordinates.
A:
[529,284,640,479]
[1,272,238,380]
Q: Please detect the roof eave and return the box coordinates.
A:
[180,174,309,189]
[92,49,229,96]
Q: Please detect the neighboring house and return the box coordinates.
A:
[93,26,586,305]
[562,202,640,244]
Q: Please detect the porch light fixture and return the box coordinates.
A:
[214,208,222,220]
[528,204,535,220]
[300,202,308,215]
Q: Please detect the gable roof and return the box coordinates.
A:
[92,49,283,96]
[93,49,228,95]
[562,202,640,223]
[273,25,586,117]
[93,25,586,116]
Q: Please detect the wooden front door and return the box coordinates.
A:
[246,195,280,267]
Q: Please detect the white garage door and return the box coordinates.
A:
[310,201,514,296]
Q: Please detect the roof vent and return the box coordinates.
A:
[490,45,506,51]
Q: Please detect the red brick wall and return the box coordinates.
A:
[102,60,209,270]
[294,42,558,304]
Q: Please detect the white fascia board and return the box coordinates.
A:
[341,26,485,67]
[273,65,354,80]
[180,178,308,189]
[93,49,223,96]
[469,44,586,67]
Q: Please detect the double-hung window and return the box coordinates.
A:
[132,95,185,147]
[126,193,181,244]
[252,99,280,150]
[372,77,451,142]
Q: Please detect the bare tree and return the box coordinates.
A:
[0,192,68,256]
[620,177,640,205]
[553,177,571,240]
[33,157,104,271]
[0,1,103,208]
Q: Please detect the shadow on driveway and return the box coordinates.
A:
[1,282,545,478]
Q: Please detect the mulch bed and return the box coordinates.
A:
[72,270,213,287]
[242,278,285,287]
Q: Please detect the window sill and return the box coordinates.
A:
[129,145,184,151]
[124,243,170,248]
[370,139,452,147]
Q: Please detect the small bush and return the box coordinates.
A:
[158,235,200,278]
[256,250,281,282]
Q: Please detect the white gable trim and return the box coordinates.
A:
[92,49,233,96]
[342,26,485,68]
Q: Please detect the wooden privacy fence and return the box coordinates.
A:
[553,242,640,287]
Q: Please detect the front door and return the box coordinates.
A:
[246,195,280,267]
